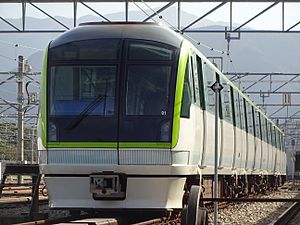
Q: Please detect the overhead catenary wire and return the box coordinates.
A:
[0,51,42,72]
[134,0,241,80]
[0,39,43,51]
[137,0,226,54]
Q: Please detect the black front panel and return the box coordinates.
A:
[47,38,178,143]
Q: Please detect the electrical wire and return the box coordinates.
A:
[0,52,41,71]
[0,53,16,62]
[137,0,226,54]
[135,0,243,84]
[0,39,43,51]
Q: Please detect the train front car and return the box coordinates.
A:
[38,23,196,211]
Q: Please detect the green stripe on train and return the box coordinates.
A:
[46,142,170,148]
[41,47,48,147]
[171,41,190,149]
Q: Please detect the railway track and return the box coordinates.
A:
[271,202,300,225]
[10,212,181,225]
[2,185,299,225]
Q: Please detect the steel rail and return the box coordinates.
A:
[270,202,300,225]
[202,198,300,202]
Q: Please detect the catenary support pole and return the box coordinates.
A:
[17,55,25,163]
[210,81,223,225]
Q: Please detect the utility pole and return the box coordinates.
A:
[210,80,223,225]
[17,55,25,164]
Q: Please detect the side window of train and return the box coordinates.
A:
[267,122,272,145]
[220,77,232,123]
[246,102,254,135]
[233,89,241,128]
[240,95,246,131]
[196,56,205,109]
[276,130,280,149]
[180,56,194,118]
[203,62,216,113]
[280,134,284,151]
[189,52,202,107]
[265,119,269,144]
[272,126,276,147]
[261,116,267,143]
[255,110,262,140]
[273,128,277,148]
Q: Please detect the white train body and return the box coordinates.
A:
[38,23,286,210]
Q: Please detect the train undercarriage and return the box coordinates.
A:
[181,173,286,225]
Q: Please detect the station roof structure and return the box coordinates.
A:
[0,0,299,33]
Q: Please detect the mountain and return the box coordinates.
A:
[0,8,299,118]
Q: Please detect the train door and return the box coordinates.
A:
[193,54,205,165]
[191,53,205,164]
[272,127,278,173]
[261,117,269,171]
[268,124,273,172]
[219,77,234,168]
[175,51,204,164]
[254,110,262,170]
[200,62,220,167]
[266,121,272,171]
[239,95,247,170]
[245,103,255,170]
[274,130,281,173]
[194,55,207,167]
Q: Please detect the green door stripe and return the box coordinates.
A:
[171,41,190,148]
[41,47,48,147]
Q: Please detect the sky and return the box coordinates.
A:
[0,2,299,30]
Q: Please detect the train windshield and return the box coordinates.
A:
[47,39,178,144]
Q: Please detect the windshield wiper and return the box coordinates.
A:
[64,95,105,131]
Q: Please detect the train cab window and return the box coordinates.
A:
[126,40,177,116]
[220,77,232,123]
[49,39,121,61]
[126,65,171,116]
[203,63,216,113]
[128,41,175,61]
[49,65,116,116]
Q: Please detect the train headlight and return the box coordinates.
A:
[160,121,170,141]
[48,121,57,142]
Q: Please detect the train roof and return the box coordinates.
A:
[49,22,184,49]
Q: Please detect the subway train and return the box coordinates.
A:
[38,22,286,224]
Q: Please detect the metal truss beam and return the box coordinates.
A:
[225,72,300,141]
[0,0,299,2]
[142,1,175,22]
[0,0,299,33]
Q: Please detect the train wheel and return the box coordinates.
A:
[182,185,207,225]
